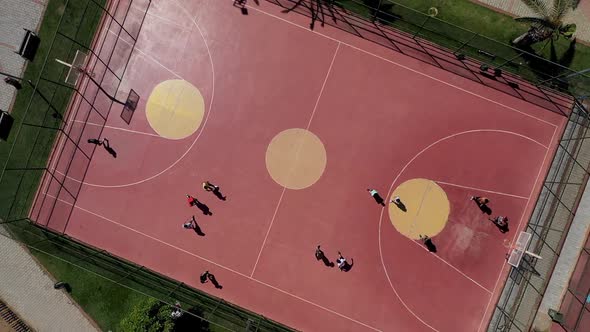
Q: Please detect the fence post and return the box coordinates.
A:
[372,0,384,22]
[412,15,430,39]
[454,32,478,56]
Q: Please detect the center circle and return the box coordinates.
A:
[146,79,205,140]
[265,128,327,190]
[388,178,450,240]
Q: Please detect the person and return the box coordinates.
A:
[492,216,507,227]
[391,196,401,205]
[200,271,209,283]
[87,138,103,145]
[336,252,348,271]
[203,181,218,192]
[315,245,324,260]
[182,216,196,229]
[419,234,437,253]
[170,301,183,319]
[367,189,385,206]
[471,196,489,207]
[186,194,198,207]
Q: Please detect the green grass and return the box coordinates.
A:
[337,0,590,95]
[0,0,150,330]
[32,249,147,330]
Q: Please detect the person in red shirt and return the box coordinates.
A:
[186,194,199,206]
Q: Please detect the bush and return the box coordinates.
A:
[119,298,175,332]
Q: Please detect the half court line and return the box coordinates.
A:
[250,42,342,277]
[42,193,382,332]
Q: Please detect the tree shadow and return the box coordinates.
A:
[362,0,400,24]
[174,306,210,332]
[517,38,577,91]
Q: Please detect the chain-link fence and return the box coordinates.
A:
[269,0,589,104]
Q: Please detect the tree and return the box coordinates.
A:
[119,298,175,332]
[512,0,577,47]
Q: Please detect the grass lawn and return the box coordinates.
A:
[337,0,590,95]
[0,0,150,330]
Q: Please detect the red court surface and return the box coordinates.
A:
[32,0,572,331]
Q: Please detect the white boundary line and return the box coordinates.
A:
[72,120,160,137]
[240,1,558,129]
[434,181,529,200]
[43,193,382,332]
[378,129,550,332]
[250,42,341,277]
[76,2,213,188]
[476,125,558,332]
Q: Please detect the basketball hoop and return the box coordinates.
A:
[507,232,542,268]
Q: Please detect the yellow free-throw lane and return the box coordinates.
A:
[146,79,205,139]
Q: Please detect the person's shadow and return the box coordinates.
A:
[208,274,222,289]
[102,139,117,158]
[479,204,492,215]
[195,201,213,216]
[424,238,437,253]
[341,259,354,272]
[315,249,334,267]
[213,188,226,201]
[193,222,205,236]
[393,201,407,212]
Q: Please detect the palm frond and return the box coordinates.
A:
[519,0,549,16]
[550,0,574,22]
[515,16,553,28]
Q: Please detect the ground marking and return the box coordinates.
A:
[240,0,559,129]
[476,125,558,332]
[42,193,382,332]
[379,129,552,331]
[435,181,529,200]
[250,42,342,277]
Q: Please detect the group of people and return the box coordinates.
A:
[471,196,509,233]
[315,245,353,271]
[183,181,226,288]
[366,188,510,255]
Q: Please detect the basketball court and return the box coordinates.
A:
[30,0,572,330]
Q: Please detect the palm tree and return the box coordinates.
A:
[512,0,577,47]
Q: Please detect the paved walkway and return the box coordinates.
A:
[0,226,100,332]
[474,0,590,44]
[0,0,47,112]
